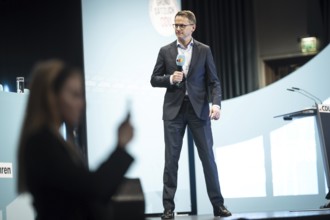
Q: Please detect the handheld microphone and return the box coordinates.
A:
[287,87,322,106]
[175,54,185,88]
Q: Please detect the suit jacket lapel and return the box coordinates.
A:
[188,40,200,78]
[169,41,178,68]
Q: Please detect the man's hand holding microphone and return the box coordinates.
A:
[172,71,184,84]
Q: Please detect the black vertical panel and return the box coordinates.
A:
[187,128,197,215]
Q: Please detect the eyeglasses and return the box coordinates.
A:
[172,24,194,29]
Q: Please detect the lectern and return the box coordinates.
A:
[275,104,330,200]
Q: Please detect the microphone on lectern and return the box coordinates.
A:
[291,87,323,104]
[286,87,322,106]
[175,54,186,88]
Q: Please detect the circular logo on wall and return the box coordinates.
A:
[149,0,179,36]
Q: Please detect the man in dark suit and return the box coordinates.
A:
[150,10,231,219]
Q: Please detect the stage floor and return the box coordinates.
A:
[146,209,330,220]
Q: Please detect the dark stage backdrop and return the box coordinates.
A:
[181,0,259,100]
[0,0,87,160]
[308,0,330,48]
[322,0,330,43]
[0,0,84,89]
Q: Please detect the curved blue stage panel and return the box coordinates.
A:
[196,44,330,214]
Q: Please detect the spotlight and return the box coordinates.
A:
[4,84,10,92]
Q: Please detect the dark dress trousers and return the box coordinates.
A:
[24,127,133,220]
[150,40,224,211]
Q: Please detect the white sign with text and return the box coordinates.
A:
[0,162,13,178]
[319,104,330,113]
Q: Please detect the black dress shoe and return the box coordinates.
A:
[320,202,330,209]
[213,205,232,217]
[161,209,174,219]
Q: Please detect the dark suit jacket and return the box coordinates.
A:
[150,40,222,120]
[24,127,133,220]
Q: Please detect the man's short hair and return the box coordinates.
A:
[175,10,196,24]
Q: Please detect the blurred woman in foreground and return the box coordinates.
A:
[17,60,134,220]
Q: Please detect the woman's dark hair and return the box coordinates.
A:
[17,59,82,193]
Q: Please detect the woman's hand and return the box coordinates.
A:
[117,113,134,149]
